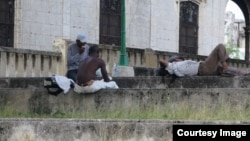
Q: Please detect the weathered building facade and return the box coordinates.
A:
[1,0,229,55]
[1,0,250,77]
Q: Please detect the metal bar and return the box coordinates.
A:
[119,0,128,66]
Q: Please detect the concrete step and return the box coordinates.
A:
[0,87,249,114]
[0,118,246,141]
[1,76,250,88]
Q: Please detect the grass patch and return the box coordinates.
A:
[1,100,250,120]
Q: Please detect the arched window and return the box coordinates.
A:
[100,0,121,46]
[179,1,199,54]
[0,0,14,47]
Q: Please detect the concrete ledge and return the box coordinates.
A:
[114,76,250,88]
[0,46,61,56]
[0,77,44,88]
[115,66,135,77]
[0,118,248,141]
[133,66,157,76]
[1,76,250,88]
[0,88,250,114]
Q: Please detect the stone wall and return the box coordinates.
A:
[0,47,62,77]
[1,87,250,114]
[0,80,249,141]
[14,0,228,56]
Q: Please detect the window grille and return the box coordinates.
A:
[100,0,121,46]
[179,1,199,54]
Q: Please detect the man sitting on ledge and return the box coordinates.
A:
[159,43,249,77]
[74,44,119,94]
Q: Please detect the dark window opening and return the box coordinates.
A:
[100,0,121,46]
[179,1,199,54]
[0,0,14,47]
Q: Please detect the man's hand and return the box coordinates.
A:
[79,47,85,54]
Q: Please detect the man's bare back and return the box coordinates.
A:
[76,45,110,85]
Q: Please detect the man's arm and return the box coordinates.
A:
[80,45,89,62]
[67,46,81,66]
[99,60,110,82]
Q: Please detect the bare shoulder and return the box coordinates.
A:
[96,58,106,66]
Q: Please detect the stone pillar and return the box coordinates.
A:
[42,56,50,77]
[16,53,25,77]
[26,54,33,77]
[34,54,41,77]
[52,39,68,75]
[8,52,16,77]
[244,26,250,61]
[0,52,7,77]
[144,48,157,68]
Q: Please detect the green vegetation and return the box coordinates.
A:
[1,100,250,120]
[225,42,240,59]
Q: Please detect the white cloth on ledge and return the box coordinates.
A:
[74,80,119,94]
[54,75,74,94]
